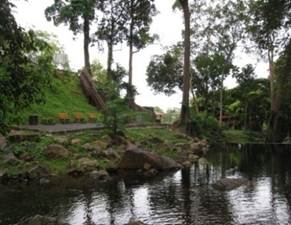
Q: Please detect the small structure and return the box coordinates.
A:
[154,112,164,124]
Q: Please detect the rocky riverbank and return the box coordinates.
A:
[0,128,209,186]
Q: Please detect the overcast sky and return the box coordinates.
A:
[12,0,268,111]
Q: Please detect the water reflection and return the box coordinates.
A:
[1,144,291,225]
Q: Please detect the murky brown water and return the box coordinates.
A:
[1,144,291,225]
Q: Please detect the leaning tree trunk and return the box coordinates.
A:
[179,0,191,126]
[83,16,91,74]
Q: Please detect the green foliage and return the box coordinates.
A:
[225,73,270,131]
[246,0,290,53]
[103,98,128,136]
[0,1,54,134]
[122,0,157,50]
[45,0,98,34]
[146,45,183,95]
[187,112,223,143]
[162,108,180,124]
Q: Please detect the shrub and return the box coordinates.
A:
[187,112,223,143]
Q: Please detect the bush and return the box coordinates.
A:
[187,112,223,143]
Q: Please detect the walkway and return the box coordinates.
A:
[16,123,104,133]
[15,123,169,134]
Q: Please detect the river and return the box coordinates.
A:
[1,144,291,225]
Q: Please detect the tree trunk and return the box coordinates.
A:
[128,37,133,87]
[107,41,113,79]
[269,50,276,112]
[267,49,281,142]
[219,81,223,125]
[83,16,91,74]
[179,0,191,126]
[127,3,134,103]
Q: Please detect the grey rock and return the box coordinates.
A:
[43,144,70,159]
[28,165,51,178]
[39,178,50,185]
[89,170,110,181]
[70,138,81,145]
[0,134,7,150]
[188,154,199,163]
[70,158,98,172]
[104,148,120,159]
[3,152,20,165]
[212,178,248,191]
[144,168,158,178]
[53,136,68,145]
[182,161,192,168]
[119,149,181,171]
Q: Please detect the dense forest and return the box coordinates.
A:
[1,0,291,141]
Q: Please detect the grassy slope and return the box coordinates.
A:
[13,72,101,124]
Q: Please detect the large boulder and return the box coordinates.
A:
[119,149,181,171]
[70,157,98,172]
[212,178,248,191]
[82,140,107,152]
[0,134,7,150]
[28,165,51,178]
[43,144,70,159]
[16,215,70,225]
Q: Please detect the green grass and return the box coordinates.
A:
[223,129,265,144]
[11,72,102,124]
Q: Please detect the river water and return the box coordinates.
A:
[1,144,291,225]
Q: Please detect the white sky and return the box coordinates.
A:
[12,0,268,111]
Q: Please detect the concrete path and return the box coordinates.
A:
[15,123,169,134]
[16,123,104,133]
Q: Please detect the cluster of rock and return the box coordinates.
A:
[0,129,211,185]
[173,138,209,169]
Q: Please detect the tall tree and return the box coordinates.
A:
[173,0,191,126]
[245,0,291,141]
[96,0,126,78]
[45,0,101,73]
[0,1,54,134]
[190,0,246,124]
[121,0,157,102]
